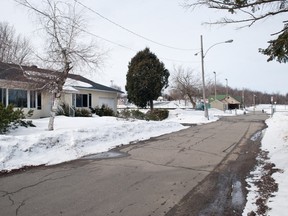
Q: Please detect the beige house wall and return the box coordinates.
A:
[0,83,52,119]
[40,91,52,118]
[72,88,118,112]
[62,92,73,107]
[0,63,121,119]
[210,100,225,111]
[25,90,118,118]
[22,91,51,119]
[0,84,118,119]
[62,89,117,112]
[210,96,241,111]
[94,91,118,111]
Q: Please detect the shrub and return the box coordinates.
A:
[57,103,92,117]
[75,108,92,117]
[145,109,169,121]
[117,109,146,120]
[92,105,114,117]
[131,109,145,120]
[56,103,70,116]
[118,109,168,121]
[0,103,35,134]
[118,109,131,119]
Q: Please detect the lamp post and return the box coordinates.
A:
[253,94,256,114]
[213,71,217,100]
[242,88,245,109]
[225,78,228,96]
[199,35,233,120]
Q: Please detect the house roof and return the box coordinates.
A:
[209,94,241,104]
[209,94,227,102]
[67,73,123,93]
[0,62,122,93]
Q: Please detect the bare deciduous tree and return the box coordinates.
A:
[0,22,32,64]
[171,66,202,108]
[184,0,287,26]
[168,88,183,101]
[16,0,104,130]
[183,0,288,63]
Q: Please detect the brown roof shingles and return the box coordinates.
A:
[0,62,122,93]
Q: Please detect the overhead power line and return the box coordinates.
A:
[81,28,137,52]
[77,26,198,64]
[74,0,198,51]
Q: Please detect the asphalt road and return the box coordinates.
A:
[0,112,268,216]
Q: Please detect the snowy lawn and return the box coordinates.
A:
[0,108,234,172]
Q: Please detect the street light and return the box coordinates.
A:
[199,35,233,120]
[213,71,217,100]
[253,94,256,114]
[225,78,228,96]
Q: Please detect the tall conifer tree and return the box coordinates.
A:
[126,48,169,110]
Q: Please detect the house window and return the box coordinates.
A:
[8,89,27,107]
[30,90,36,108]
[0,88,6,106]
[37,92,42,110]
[76,94,88,107]
[89,93,92,108]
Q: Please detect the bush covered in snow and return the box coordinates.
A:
[118,108,168,121]
[91,104,115,117]
[75,108,92,117]
[146,109,169,121]
[57,103,92,117]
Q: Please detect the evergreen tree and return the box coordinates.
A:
[125,48,169,110]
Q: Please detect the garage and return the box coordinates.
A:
[98,97,116,111]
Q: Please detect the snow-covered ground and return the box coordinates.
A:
[0,107,237,172]
[0,103,287,215]
[243,104,288,216]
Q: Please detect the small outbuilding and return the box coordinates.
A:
[209,95,241,111]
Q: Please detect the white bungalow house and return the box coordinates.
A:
[0,62,122,118]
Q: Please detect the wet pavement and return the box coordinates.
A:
[81,151,128,160]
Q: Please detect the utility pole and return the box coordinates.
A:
[200,35,209,120]
[213,71,217,100]
[196,36,233,120]
[225,78,228,96]
[242,88,245,109]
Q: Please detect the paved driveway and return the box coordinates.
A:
[0,112,268,216]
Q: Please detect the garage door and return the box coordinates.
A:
[98,97,115,110]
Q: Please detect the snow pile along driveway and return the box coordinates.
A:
[243,111,288,215]
[0,116,187,171]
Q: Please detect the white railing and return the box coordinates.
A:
[69,106,75,117]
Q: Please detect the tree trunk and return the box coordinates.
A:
[47,63,70,131]
[48,92,61,131]
[188,95,196,109]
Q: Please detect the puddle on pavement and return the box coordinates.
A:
[231,181,245,208]
[251,129,266,141]
[81,151,127,160]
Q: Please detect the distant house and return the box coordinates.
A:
[209,95,241,111]
[0,62,122,118]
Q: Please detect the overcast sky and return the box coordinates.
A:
[1,0,287,96]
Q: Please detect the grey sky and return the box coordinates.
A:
[1,0,287,95]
